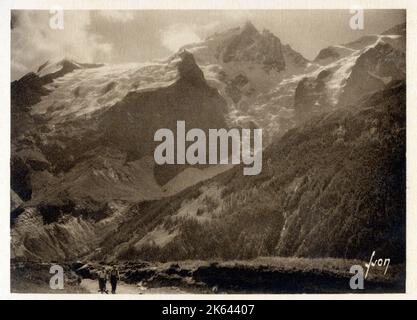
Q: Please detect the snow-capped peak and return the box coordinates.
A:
[36,58,82,78]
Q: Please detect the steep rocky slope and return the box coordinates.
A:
[95,81,405,264]
[295,24,405,123]
[181,21,313,141]
[11,52,230,261]
[11,51,228,205]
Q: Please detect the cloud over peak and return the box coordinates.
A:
[11,11,113,80]
[160,23,202,53]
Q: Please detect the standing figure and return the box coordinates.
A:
[97,268,108,294]
[110,265,120,294]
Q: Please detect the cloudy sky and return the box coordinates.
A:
[11,9,405,80]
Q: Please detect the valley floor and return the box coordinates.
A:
[80,279,187,294]
[10,257,405,294]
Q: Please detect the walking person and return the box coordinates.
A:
[110,265,120,294]
[97,268,108,294]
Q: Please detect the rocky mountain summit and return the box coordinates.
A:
[217,21,287,72]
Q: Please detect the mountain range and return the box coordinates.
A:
[11,21,406,264]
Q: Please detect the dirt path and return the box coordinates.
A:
[80,279,186,294]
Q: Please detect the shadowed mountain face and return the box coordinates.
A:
[11,51,228,203]
[95,81,405,264]
[99,51,228,184]
[11,22,405,265]
[10,51,230,261]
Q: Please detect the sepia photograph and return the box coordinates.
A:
[9,8,406,295]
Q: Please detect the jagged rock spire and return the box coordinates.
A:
[177,50,206,85]
[241,20,259,35]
